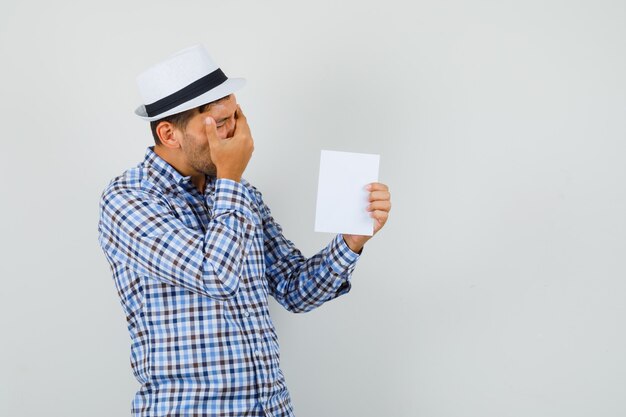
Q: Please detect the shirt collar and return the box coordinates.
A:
[142,146,211,193]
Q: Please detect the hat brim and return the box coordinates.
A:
[134,77,246,122]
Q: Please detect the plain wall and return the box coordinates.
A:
[1,1,625,416]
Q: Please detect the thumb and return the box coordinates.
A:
[204,116,219,146]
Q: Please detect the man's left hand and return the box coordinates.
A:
[343,182,392,253]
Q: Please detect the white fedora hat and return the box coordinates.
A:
[134,44,246,122]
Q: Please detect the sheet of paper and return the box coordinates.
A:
[315,150,380,236]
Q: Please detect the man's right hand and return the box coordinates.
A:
[205,105,254,183]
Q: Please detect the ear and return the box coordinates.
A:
[156,121,181,149]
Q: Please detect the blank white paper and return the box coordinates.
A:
[314,150,380,236]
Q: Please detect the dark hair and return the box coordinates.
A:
[149,95,232,145]
[150,107,199,145]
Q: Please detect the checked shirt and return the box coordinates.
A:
[97,146,360,416]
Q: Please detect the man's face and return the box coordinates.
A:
[177,94,238,177]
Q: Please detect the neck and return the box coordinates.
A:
[154,145,205,193]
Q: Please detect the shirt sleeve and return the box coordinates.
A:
[247,183,361,313]
[98,179,257,300]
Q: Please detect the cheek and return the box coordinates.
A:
[181,130,207,153]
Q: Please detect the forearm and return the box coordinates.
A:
[267,234,360,313]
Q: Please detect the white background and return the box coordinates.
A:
[1,1,625,416]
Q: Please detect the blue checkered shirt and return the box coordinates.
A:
[97,146,360,416]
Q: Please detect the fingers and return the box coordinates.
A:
[367,200,391,212]
[366,182,389,192]
[235,105,246,120]
[366,183,391,234]
[368,190,391,202]
[234,105,251,137]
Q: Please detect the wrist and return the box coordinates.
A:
[217,171,241,182]
[342,235,364,254]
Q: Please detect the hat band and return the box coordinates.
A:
[145,68,228,118]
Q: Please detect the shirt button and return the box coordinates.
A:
[244,311,250,318]
[255,349,261,358]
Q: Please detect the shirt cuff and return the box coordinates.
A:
[328,234,361,277]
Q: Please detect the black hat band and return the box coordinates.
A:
[145,68,228,118]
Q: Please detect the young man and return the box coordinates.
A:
[98,45,391,417]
